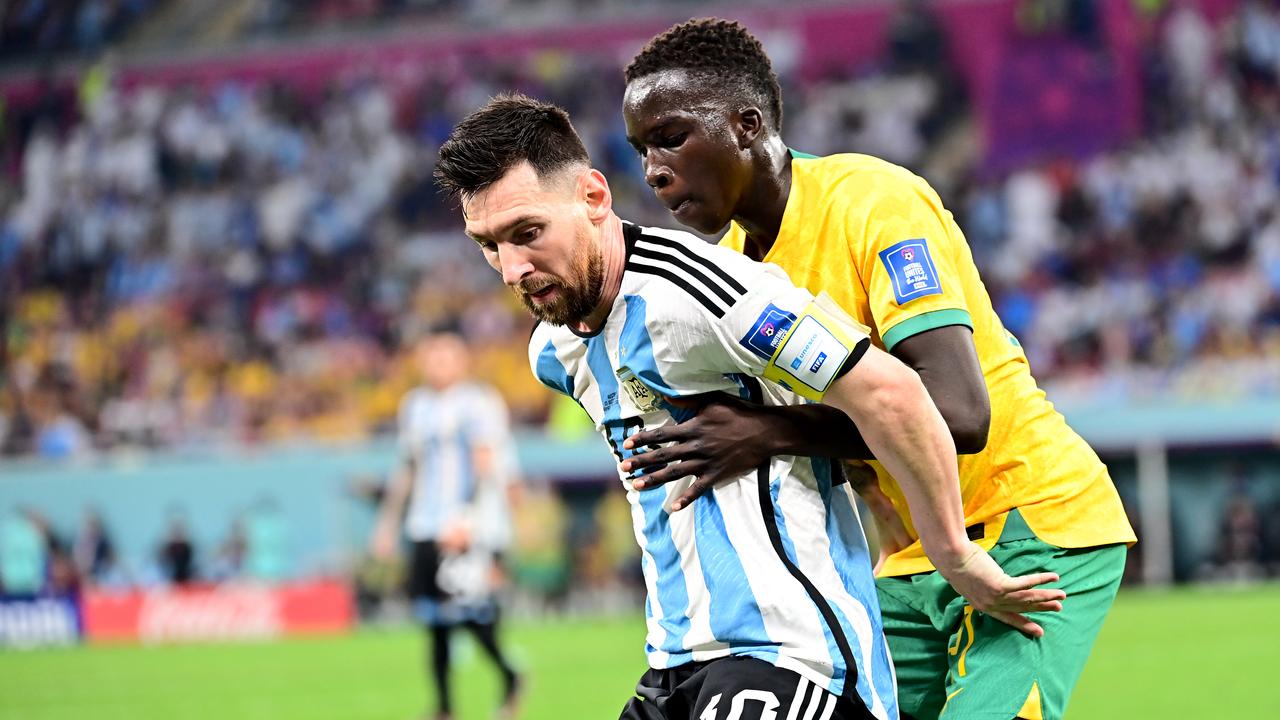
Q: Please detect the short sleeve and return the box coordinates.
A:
[464,385,511,446]
[857,182,974,351]
[639,261,870,402]
[396,390,424,462]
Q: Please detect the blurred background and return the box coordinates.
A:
[1,0,1278,718]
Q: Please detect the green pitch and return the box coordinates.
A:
[2,585,1278,719]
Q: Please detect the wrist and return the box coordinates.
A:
[922,536,975,571]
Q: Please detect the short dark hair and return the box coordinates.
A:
[434,93,590,201]
[625,18,783,131]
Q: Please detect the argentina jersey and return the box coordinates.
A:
[527,222,898,719]
[399,382,510,545]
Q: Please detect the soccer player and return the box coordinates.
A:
[434,94,1064,720]
[619,18,1137,720]
[371,333,521,720]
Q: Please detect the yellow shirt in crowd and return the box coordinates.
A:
[721,152,1136,576]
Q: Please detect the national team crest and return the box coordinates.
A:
[617,368,663,413]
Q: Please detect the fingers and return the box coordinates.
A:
[1003,587,1068,606]
[986,611,1045,638]
[1005,572,1061,592]
[623,423,693,451]
[631,462,703,490]
[621,442,691,472]
[672,477,718,512]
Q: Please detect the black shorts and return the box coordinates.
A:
[407,540,448,600]
[618,656,876,720]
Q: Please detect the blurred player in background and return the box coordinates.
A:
[620,18,1136,720]
[435,94,1063,720]
[372,332,522,720]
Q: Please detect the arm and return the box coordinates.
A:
[892,325,990,454]
[370,460,413,560]
[621,320,988,506]
[822,345,1063,636]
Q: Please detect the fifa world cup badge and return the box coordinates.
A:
[617,368,663,413]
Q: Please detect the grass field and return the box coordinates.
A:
[3,584,1279,719]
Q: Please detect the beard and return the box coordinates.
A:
[514,234,604,326]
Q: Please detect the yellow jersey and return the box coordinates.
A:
[721,152,1136,576]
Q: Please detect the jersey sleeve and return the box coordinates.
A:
[854,181,974,351]
[464,385,512,447]
[642,261,871,402]
[396,391,421,464]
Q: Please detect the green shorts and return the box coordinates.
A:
[875,509,1126,720]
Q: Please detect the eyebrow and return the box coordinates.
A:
[466,214,542,242]
[626,117,680,146]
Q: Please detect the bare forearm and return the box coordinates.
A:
[759,404,873,460]
[825,362,969,562]
[853,387,968,560]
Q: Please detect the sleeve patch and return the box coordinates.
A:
[739,304,797,360]
[878,238,942,305]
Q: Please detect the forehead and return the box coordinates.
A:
[462,162,562,236]
[623,69,727,128]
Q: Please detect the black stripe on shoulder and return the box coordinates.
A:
[635,232,748,296]
[630,243,737,307]
[625,260,726,318]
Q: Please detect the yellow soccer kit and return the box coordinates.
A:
[721,152,1136,576]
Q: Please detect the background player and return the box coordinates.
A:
[435,93,1065,720]
[619,18,1137,720]
[371,332,522,720]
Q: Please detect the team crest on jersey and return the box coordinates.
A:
[740,304,798,360]
[879,238,942,305]
[616,367,663,413]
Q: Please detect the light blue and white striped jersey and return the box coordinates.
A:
[399,381,516,549]
[527,222,897,718]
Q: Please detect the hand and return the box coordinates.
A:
[439,521,472,554]
[620,392,779,511]
[931,541,1066,637]
[370,521,399,561]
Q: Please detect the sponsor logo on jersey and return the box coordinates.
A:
[878,238,942,305]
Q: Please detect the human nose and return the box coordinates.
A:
[644,156,673,191]
[497,245,535,286]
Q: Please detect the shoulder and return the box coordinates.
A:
[802,153,939,209]
[626,223,764,319]
[398,387,432,421]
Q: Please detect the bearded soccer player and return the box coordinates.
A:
[620,18,1136,720]
[435,94,1062,720]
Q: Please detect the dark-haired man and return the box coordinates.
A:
[620,18,1135,720]
[436,93,1063,720]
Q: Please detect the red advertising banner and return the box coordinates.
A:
[82,579,354,643]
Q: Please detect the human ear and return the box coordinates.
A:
[735,106,764,148]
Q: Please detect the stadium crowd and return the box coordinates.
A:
[2,1,1279,459]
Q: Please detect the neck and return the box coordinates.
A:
[733,134,792,259]
[574,212,625,334]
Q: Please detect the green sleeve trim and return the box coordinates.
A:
[789,148,820,160]
[881,309,973,351]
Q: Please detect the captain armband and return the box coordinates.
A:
[762,292,871,401]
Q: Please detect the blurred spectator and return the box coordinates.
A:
[72,508,117,585]
[0,0,1278,462]
[0,509,46,594]
[158,512,197,585]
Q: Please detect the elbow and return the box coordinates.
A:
[946,402,990,455]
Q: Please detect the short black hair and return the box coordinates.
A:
[625,18,783,131]
[434,93,590,201]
